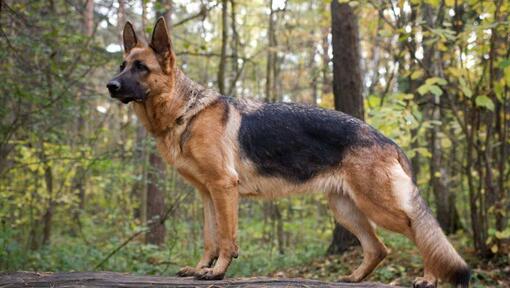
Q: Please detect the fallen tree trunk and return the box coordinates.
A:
[0,272,399,288]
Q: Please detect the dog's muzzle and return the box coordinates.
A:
[107,80,143,104]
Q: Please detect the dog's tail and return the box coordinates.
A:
[410,193,470,286]
[395,150,470,286]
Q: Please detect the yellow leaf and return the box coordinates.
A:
[426,0,440,7]
[411,70,424,80]
[504,66,510,85]
[438,41,448,51]
[447,67,462,77]
[415,148,431,158]
[441,138,452,148]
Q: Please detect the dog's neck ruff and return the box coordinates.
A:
[173,69,220,124]
[138,69,220,137]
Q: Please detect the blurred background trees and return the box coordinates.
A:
[0,0,508,286]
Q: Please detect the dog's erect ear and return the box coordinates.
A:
[150,17,172,55]
[123,21,138,54]
[150,17,174,72]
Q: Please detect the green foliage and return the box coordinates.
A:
[475,95,495,111]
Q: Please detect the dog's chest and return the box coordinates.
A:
[155,132,182,166]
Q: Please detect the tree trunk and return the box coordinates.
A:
[118,0,126,31]
[156,0,172,33]
[0,271,399,287]
[131,126,147,220]
[141,0,147,32]
[421,3,459,234]
[42,161,54,246]
[85,0,93,36]
[265,0,276,103]
[146,151,166,245]
[327,0,363,255]
[228,0,240,96]
[71,0,94,224]
[331,1,364,119]
[320,25,331,99]
[217,0,228,95]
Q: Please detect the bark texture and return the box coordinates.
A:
[331,1,364,119]
[0,272,399,288]
[327,0,363,255]
[218,0,228,94]
[146,151,166,245]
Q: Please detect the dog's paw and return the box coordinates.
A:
[176,266,196,277]
[194,268,225,280]
[337,275,361,283]
[413,277,437,288]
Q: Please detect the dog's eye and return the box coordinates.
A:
[119,61,126,72]
[133,60,148,72]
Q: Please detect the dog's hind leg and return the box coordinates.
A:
[327,192,388,282]
[341,150,469,287]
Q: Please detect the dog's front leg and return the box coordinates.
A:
[197,190,220,268]
[195,177,239,280]
[177,189,219,277]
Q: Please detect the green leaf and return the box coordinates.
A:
[425,77,447,86]
[415,148,431,158]
[441,138,452,148]
[426,0,440,7]
[367,95,381,107]
[411,70,424,80]
[429,85,443,97]
[475,95,495,111]
[495,228,510,239]
[461,85,473,98]
[417,84,430,95]
[504,66,510,85]
[499,58,510,69]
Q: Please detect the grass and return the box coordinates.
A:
[2,218,508,287]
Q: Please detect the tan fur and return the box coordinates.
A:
[328,192,388,282]
[118,18,469,285]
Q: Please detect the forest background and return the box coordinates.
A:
[0,0,509,287]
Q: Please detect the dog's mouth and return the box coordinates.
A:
[120,97,134,104]
[109,87,150,105]
[119,96,144,104]
[110,91,147,104]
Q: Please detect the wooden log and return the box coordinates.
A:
[0,272,399,288]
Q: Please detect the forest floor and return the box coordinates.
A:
[3,226,508,287]
[268,232,510,287]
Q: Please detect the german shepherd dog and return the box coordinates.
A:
[107,18,470,287]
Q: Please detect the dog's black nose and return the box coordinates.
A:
[107,80,121,93]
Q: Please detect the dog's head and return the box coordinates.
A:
[107,18,175,104]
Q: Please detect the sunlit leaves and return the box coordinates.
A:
[417,77,446,98]
[413,147,432,158]
[425,77,448,86]
[410,70,424,80]
[441,137,452,149]
[475,95,495,111]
